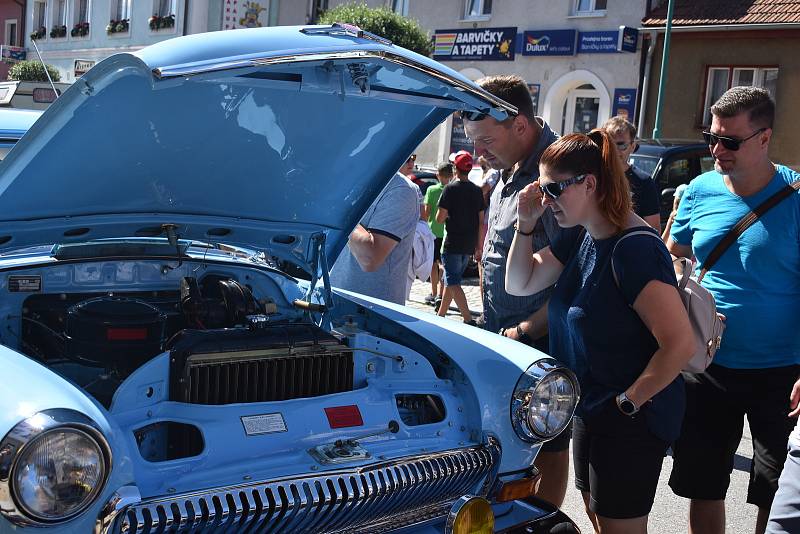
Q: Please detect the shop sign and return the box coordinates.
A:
[74,59,95,77]
[577,31,619,54]
[612,88,637,121]
[619,26,639,53]
[0,45,26,64]
[433,27,517,61]
[522,30,576,56]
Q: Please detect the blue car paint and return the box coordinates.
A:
[331,288,545,472]
[0,26,576,533]
[0,346,136,534]
[0,27,508,273]
[0,108,42,135]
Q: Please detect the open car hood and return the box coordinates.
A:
[0,25,514,274]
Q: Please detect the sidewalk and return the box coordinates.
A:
[405,276,483,320]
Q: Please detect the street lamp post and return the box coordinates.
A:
[652,0,675,139]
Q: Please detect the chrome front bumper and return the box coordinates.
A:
[97,441,500,533]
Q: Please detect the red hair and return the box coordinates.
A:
[540,129,631,231]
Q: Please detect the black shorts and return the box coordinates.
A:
[573,402,669,519]
[669,363,799,509]
[433,237,443,263]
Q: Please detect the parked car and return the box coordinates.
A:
[0,80,71,110]
[629,139,712,227]
[0,25,579,533]
[0,108,41,160]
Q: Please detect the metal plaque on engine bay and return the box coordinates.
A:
[8,275,41,292]
[241,413,287,436]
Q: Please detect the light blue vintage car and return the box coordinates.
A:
[0,25,579,534]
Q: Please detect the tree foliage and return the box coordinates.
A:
[318,3,432,57]
[8,60,61,82]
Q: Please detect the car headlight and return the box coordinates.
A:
[511,359,580,442]
[0,409,111,525]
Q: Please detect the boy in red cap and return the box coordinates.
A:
[435,151,484,324]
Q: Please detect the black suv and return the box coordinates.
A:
[629,140,712,227]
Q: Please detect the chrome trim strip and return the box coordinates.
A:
[0,408,112,527]
[99,441,500,534]
[151,49,518,118]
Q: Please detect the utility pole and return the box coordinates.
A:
[652,0,675,139]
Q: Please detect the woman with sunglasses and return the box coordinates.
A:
[506,129,694,534]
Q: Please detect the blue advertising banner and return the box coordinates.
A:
[619,26,639,53]
[612,89,637,122]
[433,27,517,61]
[577,31,619,54]
[521,29,577,56]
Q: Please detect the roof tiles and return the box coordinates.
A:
[643,0,800,26]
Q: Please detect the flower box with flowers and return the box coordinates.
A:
[106,19,130,34]
[148,14,175,31]
[70,22,90,37]
[50,25,67,38]
[30,26,46,40]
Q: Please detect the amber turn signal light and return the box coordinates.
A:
[495,472,542,502]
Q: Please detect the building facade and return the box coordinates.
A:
[23,0,286,83]
[291,0,650,166]
[0,1,26,80]
[641,0,799,169]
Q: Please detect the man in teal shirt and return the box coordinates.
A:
[422,161,451,305]
[667,86,800,534]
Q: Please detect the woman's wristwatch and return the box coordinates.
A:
[615,392,640,416]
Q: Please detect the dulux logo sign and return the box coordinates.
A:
[522,30,577,56]
[526,35,551,53]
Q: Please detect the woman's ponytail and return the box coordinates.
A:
[588,128,631,232]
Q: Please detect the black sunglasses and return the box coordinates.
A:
[539,174,588,200]
[702,128,766,151]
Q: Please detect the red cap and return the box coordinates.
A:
[453,151,473,172]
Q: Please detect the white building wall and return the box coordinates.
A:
[26,0,195,83]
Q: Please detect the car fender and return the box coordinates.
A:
[333,289,551,471]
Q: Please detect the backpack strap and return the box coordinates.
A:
[698,179,800,281]
[610,229,661,291]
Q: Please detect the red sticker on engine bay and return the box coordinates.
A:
[324,405,363,429]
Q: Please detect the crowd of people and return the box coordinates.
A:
[329,79,800,534]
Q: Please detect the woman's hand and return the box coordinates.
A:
[517,181,546,231]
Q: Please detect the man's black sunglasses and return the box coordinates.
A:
[702,128,766,151]
[539,174,588,200]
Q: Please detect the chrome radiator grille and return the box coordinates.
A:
[102,442,499,534]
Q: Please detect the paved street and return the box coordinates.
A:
[406,277,759,534]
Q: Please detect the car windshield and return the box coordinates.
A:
[629,155,659,177]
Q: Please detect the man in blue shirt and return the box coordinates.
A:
[667,86,800,534]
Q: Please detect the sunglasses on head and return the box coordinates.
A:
[539,174,588,200]
[702,128,766,151]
